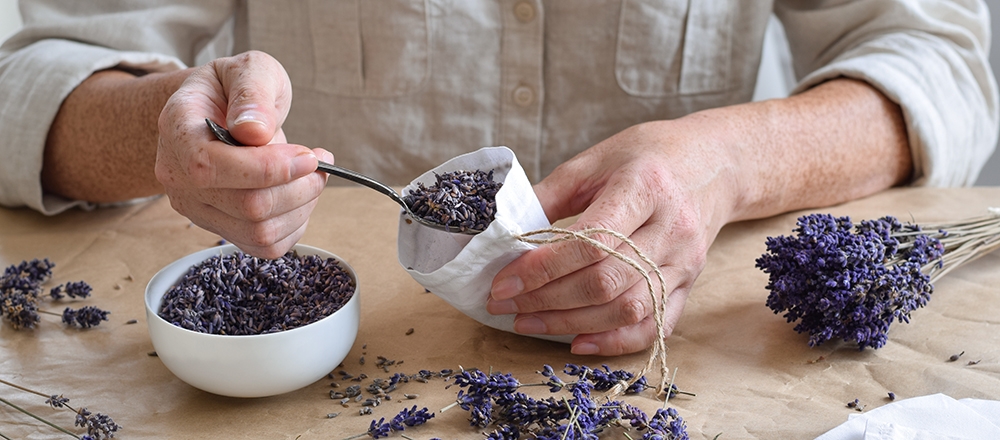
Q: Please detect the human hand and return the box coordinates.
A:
[486,119,740,356]
[155,51,333,258]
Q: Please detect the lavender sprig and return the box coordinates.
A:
[756,210,1000,350]
[1,259,108,330]
[367,405,435,438]
[443,365,689,439]
[0,378,121,439]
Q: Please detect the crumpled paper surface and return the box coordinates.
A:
[0,187,998,439]
[396,146,573,343]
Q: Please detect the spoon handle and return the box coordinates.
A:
[315,161,409,210]
[207,118,408,210]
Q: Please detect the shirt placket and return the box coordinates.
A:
[499,0,544,182]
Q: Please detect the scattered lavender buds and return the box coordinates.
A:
[756,214,945,350]
[403,169,502,232]
[1,259,109,330]
[157,251,355,335]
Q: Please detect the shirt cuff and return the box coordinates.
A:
[791,33,999,187]
[0,39,186,214]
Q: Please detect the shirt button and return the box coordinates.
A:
[514,1,535,23]
[513,85,535,107]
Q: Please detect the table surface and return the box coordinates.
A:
[1,187,998,439]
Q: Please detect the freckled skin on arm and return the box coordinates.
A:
[42,68,195,203]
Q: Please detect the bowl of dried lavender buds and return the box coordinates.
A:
[144,243,359,398]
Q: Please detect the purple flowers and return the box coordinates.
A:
[1,258,108,330]
[157,251,355,335]
[367,405,435,438]
[756,213,946,349]
[75,407,122,440]
[62,306,110,328]
[448,365,689,439]
[403,169,503,233]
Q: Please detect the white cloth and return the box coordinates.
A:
[1,0,997,214]
[396,146,573,343]
[816,394,1000,440]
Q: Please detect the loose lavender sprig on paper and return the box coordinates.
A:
[756,210,1000,350]
[403,169,503,233]
[0,259,109,330]
[0,378,121,439]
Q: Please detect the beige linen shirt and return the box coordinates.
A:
[0,0,997,214]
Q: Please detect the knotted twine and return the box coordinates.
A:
[397,146,671,398]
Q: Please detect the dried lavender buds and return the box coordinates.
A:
[157,250,354,335]
[446,364,690,439]
[757,214,944,350]
[403,169,502,232]
[1,258,109,330]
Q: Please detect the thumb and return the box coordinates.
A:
[533,159,606,224]
[215,51,293,146]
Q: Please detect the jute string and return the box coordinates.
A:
[515,227,670,398]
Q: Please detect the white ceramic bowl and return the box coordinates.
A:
[145,244,359,398]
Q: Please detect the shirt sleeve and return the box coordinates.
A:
[776,0,999,187]
[0,0,237,214]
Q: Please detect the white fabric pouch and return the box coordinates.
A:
[396,146,574,343]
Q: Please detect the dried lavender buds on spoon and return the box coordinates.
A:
[403,169,503,234]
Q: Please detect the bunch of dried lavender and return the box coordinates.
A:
[1,259,109,330]
[0,378,121,439]
[443,365,690,439]
[403,169,503,233]
[756,209,1000,350]
[157,250,355,335]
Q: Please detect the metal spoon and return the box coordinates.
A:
[204,118,481,234]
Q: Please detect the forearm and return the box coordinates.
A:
[700,78,912,223]
[42,68,195,203]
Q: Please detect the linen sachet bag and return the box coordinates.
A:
[396,146,574,343]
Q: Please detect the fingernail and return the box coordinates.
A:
[491,275,523,300]
[487,298,518,315]
[513,315,546,334]
[571,343,599,355]
[291,151,317,176]
[233,110,267,127]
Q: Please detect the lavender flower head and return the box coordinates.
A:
[756,213,945,350]
[0,259,55,329]
[367,405,435,438]
[62,306,111,328]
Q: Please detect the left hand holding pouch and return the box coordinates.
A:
[396,146,574,344]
